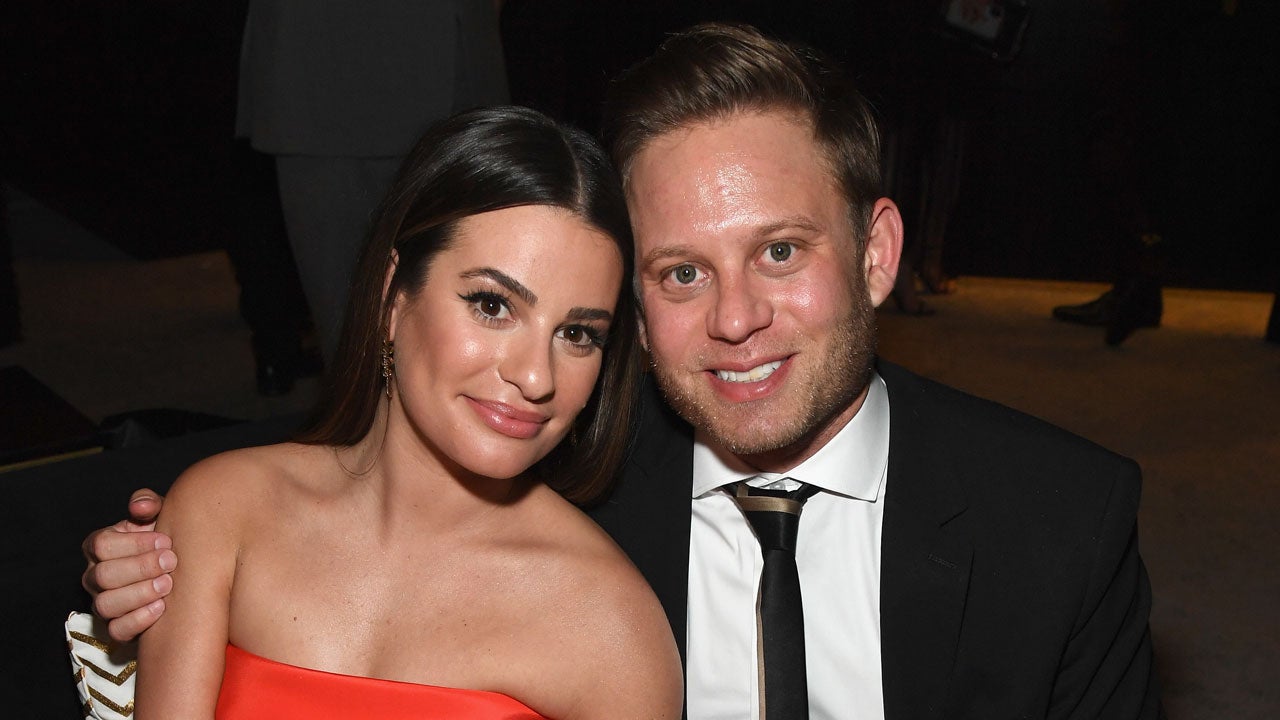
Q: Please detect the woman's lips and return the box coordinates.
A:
[465,397,548,439]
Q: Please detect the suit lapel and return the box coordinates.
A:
[877,361,972,720]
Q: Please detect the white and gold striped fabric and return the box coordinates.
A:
[65,612,137,719]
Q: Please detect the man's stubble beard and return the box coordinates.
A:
[650,283,877,459]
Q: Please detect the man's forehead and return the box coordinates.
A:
[630,109,814,163]
[626,111,842,217]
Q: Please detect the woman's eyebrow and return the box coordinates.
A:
[565,307,613,323]
[460,267,537,305]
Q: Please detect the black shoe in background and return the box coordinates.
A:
[1104,277,1163,346]
[1052,282,1162,346]
[1052,290,1114,326]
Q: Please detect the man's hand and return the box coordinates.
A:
[81,489,175,642]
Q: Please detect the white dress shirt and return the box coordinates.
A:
[686,373,890,720]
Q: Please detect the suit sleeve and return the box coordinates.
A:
[1049,459,1163,719]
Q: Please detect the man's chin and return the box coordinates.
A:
[657,367,869,467]
[669,393,808,456]
[711,430,805,457]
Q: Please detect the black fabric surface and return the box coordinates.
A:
[1,413,301,718]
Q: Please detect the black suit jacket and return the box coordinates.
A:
[589,360,1160,719]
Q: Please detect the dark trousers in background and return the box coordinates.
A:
[274,155,402,361]
[223,146,314,375]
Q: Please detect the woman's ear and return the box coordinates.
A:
[383,250,401,340]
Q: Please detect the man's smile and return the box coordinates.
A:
[713,360,784,383]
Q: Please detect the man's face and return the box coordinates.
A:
[627,110,898,468]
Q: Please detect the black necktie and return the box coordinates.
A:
[730,480,820,720]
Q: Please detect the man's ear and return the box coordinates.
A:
[383,250,401,340]
[862,198,904,308]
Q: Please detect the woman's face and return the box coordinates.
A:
[387,204,624,480]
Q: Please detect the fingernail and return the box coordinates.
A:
[153,574,173,595]
[158,550,177,572]
[154,536,172,550]
[146,599,166,615]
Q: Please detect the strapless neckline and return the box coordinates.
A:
[215,644,549,719]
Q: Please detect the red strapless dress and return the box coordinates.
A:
[215,644,549,719]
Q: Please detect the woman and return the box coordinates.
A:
[135,107,682,719]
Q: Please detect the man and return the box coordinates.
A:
[83,24,1160,719]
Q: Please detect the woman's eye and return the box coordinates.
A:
[669,264,701,285]
[766,242,794,263]
[558,326,603,348]
[461,292,512,320]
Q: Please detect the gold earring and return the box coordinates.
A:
[381,339,395,399]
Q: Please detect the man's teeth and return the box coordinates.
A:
[715,361,783,383]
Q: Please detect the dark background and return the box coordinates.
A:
[3,0,1277,289]
[1,2,1277,716]
[2,416,301,719]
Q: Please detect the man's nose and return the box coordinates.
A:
[706,274,772,343]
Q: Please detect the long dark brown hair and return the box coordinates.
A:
[295,106,642,507]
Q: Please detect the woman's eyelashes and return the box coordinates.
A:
[460,290,514,323]
[557,324,607,353]
[460,289,608,353]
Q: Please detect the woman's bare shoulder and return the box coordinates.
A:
[160,442,331,526]
[519,486,644,581]
[518,488,683,718]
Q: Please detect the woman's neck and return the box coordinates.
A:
[331,396,533,536]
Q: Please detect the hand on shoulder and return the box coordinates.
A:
[82,489,175,641]
[81,445,301,640]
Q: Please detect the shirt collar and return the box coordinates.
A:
[691,372,890,502]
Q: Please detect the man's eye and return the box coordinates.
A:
[766,242,794,262]
[669,265,700,285]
